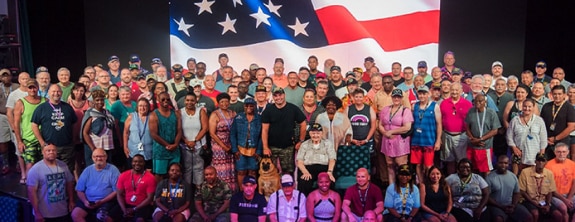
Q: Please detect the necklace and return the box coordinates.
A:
[185,108,196,119]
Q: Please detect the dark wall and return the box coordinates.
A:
[24,0,574,83]
[83,0,170,74]
[524,0,575,82]
[26,0,86,78]
[439,0,527,77]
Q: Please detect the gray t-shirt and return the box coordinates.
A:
[485,170,519,206]
[27,160,74,218]
[465,107,501,149]
[284,86,305,107]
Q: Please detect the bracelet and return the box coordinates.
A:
[327,170,333,172]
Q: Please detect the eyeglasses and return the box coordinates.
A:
[160,98,169,101]
[93,155,107,159]
[28,85,38,89]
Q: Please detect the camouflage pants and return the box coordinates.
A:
[270,146,295,174]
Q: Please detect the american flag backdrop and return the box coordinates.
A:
[170,0,440,73]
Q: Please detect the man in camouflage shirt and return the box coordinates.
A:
[191,166,232,222]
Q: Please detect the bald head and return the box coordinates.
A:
[205,166,216,174]
[357,167,369,175]
[17,72,30,88]
[92,148,106,157]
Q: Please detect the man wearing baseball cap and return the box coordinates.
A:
[107,55,122,84]
[534,61,551,86]
[267,174,307,222]
[129,54,150,76]
[261,87,307,175]
[230,175,267,221]
[490,61,507,88]
[417,61,432,83]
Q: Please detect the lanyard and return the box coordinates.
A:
[476,109,486,137]
[257,104,267,115]
[137,113,149,140]
[401,186,409,215]
[552,101,566,122]
[534,174,544,199]
[48,102,62,117]
[459,175,472,193]
[358,184,370,210]
[522,114,533,134]
[131,170,145,191]
[169,179,181,200]
[418,101,429,121]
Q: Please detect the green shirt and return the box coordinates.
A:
[21,97,45,143]
[194,179,232,214]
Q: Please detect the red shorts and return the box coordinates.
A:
[466,147,493,173]
[410,146,434,167]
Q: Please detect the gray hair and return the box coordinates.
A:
[472,74,485,84]
[507,75,518,82]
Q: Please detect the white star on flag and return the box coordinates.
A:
[288,17,309,37]
[231,0,243,8]
[173,17,194,37]
[218,13,237,35]
[194,0,215,15]
[264,0,282,17]
[250,7,271,28]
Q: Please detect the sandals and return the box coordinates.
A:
[19,177,26,185]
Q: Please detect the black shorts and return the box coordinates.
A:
[522,201,558,214]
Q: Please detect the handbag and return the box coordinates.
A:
[400,107,414,138]
[199,145,212,166]
[238,145,256,157]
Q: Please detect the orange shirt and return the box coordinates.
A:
[271,74,288,88]
[545,159,575,195]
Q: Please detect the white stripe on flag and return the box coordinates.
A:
[170,35,438,73]
[311,0,440,20]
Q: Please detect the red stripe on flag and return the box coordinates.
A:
[315,6,440,51]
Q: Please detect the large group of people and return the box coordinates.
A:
[1,51,575,222]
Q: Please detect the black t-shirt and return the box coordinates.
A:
[393,77,405,87]
[261,102,306,148]
[540,101,575,141]
[327,81,346,97]
[30,101,77,146]
[229,192,268,221]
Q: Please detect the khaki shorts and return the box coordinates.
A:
[0,114,11,143]
[441,132,468,162]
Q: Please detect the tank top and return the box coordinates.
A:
[508,101,521,122]
[20,97,45,142]
[313,193,336,222]
[425,184,448,214]
[181,108,206,149]
[348,104,372,140]
[128,112,152,159]
[412,101,437,146]
[152,109,179,159]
